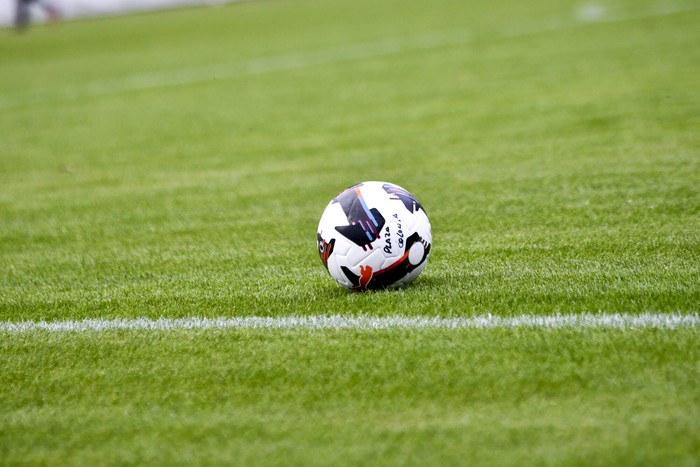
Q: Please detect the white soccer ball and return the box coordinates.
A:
[317,181,432,290]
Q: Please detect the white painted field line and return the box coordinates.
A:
[0,29,473,110]
[1,313,698,333]
[1,3,698,110]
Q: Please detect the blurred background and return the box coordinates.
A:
[1,0,234,27]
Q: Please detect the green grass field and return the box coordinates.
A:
[1,0,699,464]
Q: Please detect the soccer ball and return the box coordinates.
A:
[317,181,432,290]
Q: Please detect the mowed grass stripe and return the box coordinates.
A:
[2,313,698,332]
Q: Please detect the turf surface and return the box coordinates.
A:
[1,0,699,464]
[3,328,699,465]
